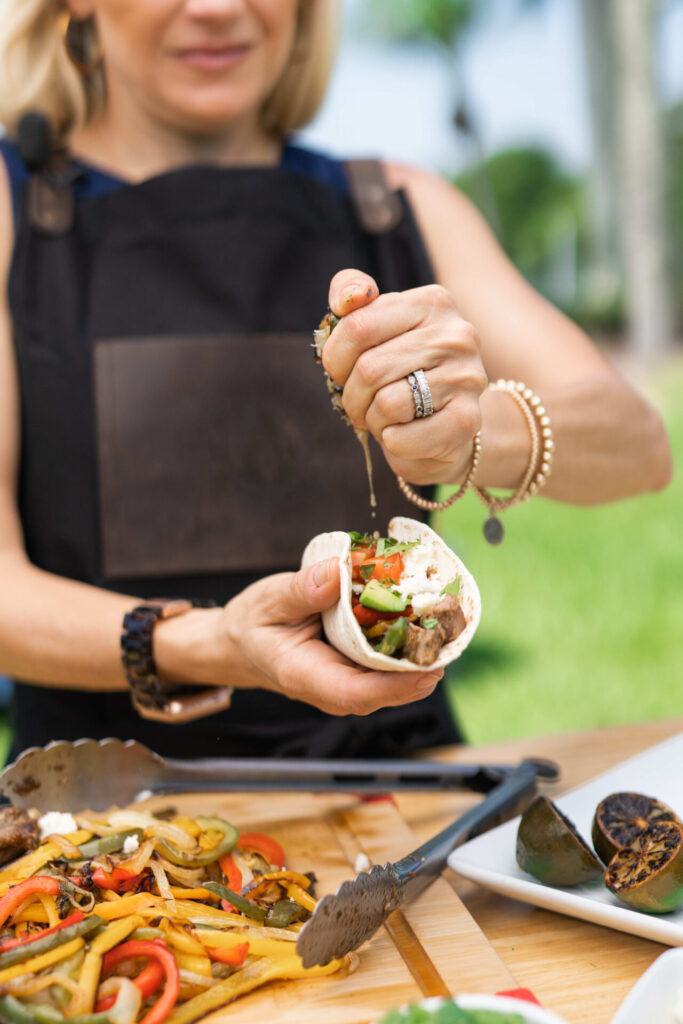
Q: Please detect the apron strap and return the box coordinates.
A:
[344,158,403,234]
[28,149,76,236]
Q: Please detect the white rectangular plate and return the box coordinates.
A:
[448,731,683,945]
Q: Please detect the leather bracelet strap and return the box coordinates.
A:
[121,599,233,723]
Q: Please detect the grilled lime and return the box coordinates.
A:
[516,795,602,886]
[592,792,682,865]
[605,820,683,913]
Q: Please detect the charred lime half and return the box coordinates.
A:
[516,795,603,886]
[605,820,683,913]
[592,792,682,865]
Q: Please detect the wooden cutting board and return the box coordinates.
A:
[138,789,517,1024]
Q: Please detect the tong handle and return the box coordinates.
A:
[395,763,539,900]
[158,757,518,794]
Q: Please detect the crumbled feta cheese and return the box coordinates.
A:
[38,812,77,840]
[354,852,371,873]
[393,543,451,617]
[123,834,140,855]
[420,998,446,1012]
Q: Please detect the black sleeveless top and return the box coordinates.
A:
[2,139,461,759]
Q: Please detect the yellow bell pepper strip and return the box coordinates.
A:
[196,931,300,958]
[166,952,346,1024]
[0,936,85,985]
[90,893,160,920]
[101,940,179,1024]
[248,869,312,893]
[172,953,211,978]
[166,888,217,902]
[161,927,205,958]
[237,833,285,869]
[282,881,317,913]
[202,883,266,922]
[0,836,92,886]
[37,895,59,928]
[89,914,143,955]
[77,951,103,1014]
[153,818,237,869]
[0,877,61,929]
[0,915,102,971]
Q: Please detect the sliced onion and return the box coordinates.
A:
[107,810,158,831]
[44,834,83,859]
[177,970,214,990]
[74,815,121,836]
[118,839,155,877]
[5,972,81,1003]
[149,860,173,903]
[97,977,142,1024]
[145,823,197,851]
[153,855,205,887]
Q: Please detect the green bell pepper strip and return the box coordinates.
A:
[264,899,306,928]
[0,915,103,971]
[0,997,111,1024]
[202,882,267,921]
[74,830,143,860]
[153,817,238,869]
[375,616,409,656]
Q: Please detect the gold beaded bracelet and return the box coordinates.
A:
[473,380,555,544]
[396,431,482,511]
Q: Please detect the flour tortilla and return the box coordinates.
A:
[301,516,481,672]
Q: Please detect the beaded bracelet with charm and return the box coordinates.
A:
[396,431,482,511]
[473,380,555,544]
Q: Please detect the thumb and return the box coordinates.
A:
[265,558,341,623]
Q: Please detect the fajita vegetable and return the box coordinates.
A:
[301,517,481,671]
[0,809,353,1024]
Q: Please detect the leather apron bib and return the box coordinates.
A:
[8,156,462,758]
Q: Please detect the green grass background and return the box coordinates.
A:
[0,358,680,761]
[441,357,683,743]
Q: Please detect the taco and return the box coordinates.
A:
[301,517,481,671]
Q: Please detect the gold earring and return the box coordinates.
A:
[58,10,103,77]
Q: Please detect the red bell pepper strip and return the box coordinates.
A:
[0,877,61,929]
[352,602,382,627]
[91,865,141,893]
[237,833,285,869]
[102,940,178,1024]
[206,942,249,967]
[217,854,242,912]
[97,956,164,1011]
[0,910,83,952]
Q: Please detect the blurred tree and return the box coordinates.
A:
[610,0,675,359]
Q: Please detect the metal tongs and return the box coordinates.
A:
[0,738,559,967]
[0,738,557,811]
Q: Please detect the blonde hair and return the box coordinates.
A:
[0,0,339,142]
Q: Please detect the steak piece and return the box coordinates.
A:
[0,807,40,866]
[430,594,467,644]
[403,622,443,666]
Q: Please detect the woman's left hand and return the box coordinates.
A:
[323,268,488,486]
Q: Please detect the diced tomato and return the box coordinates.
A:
[352,603,382,627]
[358,552,403,584]
[351,546,376,581]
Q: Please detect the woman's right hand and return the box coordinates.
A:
[207,559,443,716]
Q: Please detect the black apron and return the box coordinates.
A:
[8,154,462,759]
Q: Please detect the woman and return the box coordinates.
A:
[0,0,671,760]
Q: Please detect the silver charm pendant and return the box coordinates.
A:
[483,515,504,545]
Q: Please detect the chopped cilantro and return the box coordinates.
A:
[375,538,386,557]
[440,578,461,597]
[422,618,438,629]
[359,563,375,581]
[349,531,375,549]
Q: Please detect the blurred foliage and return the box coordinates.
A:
[670,101,683,326]
[366,0,479,48]
[454,148,582,291]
